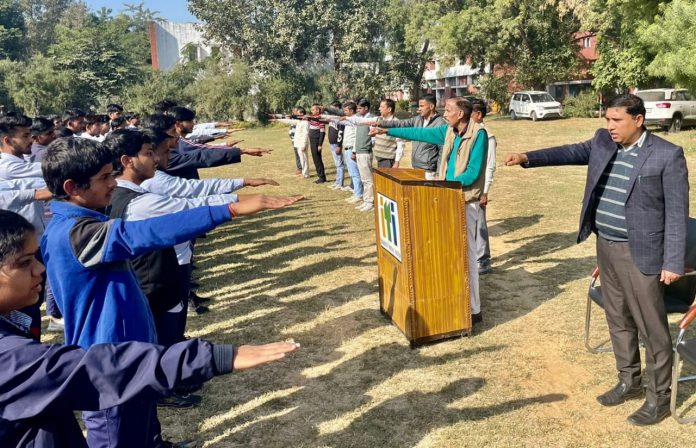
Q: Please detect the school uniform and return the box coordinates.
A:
[107,179,237,346]
[168,139,242,180]
[0,314,234,448]
[0,154,49,335]
[41,200,233,447]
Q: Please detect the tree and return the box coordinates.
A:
[192,61,253,120]
[5,54,78,114]
[0,0,27,60]
[123,1,162,31]
[48,12,150,107]
[433,0,582,90]
[121,62,199,114]
[188,0,331,73]
[586,0,666,91]
[639,0,696,91]
[19,0,75,55]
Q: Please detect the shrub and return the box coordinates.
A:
[563,91,600,118]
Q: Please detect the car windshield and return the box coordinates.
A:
[530,93,556,103]
[636,91,667,102]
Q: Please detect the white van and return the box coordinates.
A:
[509,91,563,121]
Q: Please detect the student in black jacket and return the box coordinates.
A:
[0,210,300,448]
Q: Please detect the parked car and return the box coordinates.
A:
[635,88,696,133]
[509,91,563,121]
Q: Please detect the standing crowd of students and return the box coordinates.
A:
[276,95,498,318]
[0,101,303,448]
[0,93,498,447]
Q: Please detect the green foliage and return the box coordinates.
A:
[48,13,149,107]
[189,0,331,73]
[562,90,600,118]
[191,62,253,121]
[4,54,79,115]
[19,0,74,55]
[434,0,581,90]
[0,58,17,110]
[478,74,512,113]
[0,0,27,60]
[395,99,410,112]
[639,0,696,92]
[588,0,666,91]
[120,64,198,115]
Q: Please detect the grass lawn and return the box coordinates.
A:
[46,117,696,447]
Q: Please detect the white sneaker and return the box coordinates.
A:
[355,201,365,209]
[330,184,341,190]
[303,174,310,178]
[360,203,374,212]
[341,186,354,192]
[346,196,362,204]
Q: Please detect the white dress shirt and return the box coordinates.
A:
[116,179,237,265]
[141,170,243,199]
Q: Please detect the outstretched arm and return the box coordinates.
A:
[0,333,299,420]
[384,125,448,146]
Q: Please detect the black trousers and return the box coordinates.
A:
[376,157,395,168]
[596,236,672,405]
[308,129,326,180]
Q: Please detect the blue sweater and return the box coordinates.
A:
[0,318,233,448]
[41,201,232,348]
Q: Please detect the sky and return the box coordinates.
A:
[84,0,199,23]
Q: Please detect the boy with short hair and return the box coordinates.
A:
[78,115,106,142]
[125,112,141,128]
[0,114,50,336]
[106,103,124,121]
[29,117,57,163]
[40,136,302,447]
[0,209,300,448]
[168,106,272,180]
[62,108,87,135]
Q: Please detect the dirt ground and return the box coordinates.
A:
[44,117,696,447]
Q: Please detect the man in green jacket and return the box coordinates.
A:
[371,97,488,323]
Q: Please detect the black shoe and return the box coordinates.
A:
[314,178,326,184]
[187,300,209,316]
[189,291,211,304]
[627,400,671,426]
[596,382,643,407]
[157,393,202,409]
[176,383,204,395]
[472,312,483,324]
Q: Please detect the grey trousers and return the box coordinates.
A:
[476,204,491,268]
[596,236,672,405]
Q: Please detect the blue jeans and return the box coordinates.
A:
[330,144,345,186]
[344,148,363,197]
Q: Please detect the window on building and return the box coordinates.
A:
[583,37,592,48]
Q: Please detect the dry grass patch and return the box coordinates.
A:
[43,118,696,447]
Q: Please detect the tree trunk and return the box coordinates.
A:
[410,39,429,108]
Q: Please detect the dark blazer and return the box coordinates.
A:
[525,129,689,275]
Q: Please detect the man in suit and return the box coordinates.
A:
[505,94,689,425]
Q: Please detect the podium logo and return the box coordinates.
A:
[378,193,401,261]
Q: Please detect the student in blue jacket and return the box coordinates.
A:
[0,209,300,448]
[39,137,303,448]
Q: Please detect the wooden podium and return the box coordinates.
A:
[373,168,472,347]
